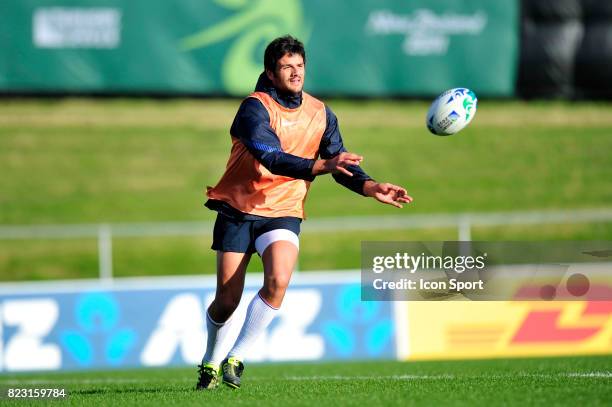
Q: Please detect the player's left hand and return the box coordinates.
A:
[363,181,413,208]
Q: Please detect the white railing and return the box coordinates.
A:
[1,208,611,280]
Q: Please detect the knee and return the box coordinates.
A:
[263,274,291,296]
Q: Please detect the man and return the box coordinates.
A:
[196,35,412,390]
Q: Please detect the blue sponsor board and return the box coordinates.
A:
[0,274,396,372]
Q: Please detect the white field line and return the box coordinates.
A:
[566,372,612,378]
[1,208,612,240]
[277,374,454,380]
[1,372,610,385]
[277,372,612,380]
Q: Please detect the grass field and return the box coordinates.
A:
[1,356,610,406]
[1,99,611,280]
[2,100,609,407]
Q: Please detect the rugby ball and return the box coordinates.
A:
[426,88,478,136]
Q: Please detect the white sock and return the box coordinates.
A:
[227,292,279,361]
[202,310,234,368]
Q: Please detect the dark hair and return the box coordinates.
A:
[264,35,306,73]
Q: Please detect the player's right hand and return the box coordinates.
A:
[325,152,363,176]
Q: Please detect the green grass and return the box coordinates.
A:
[1,356,610,406]
[1,99,611,280]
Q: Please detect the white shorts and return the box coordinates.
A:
[255,229,299,256]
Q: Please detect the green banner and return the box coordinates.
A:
[0,0,518,96]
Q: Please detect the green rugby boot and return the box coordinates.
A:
[221,357,244,389]
[196,363,219,390]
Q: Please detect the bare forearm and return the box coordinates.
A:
[310,159,329,176]
[310,152,363,177]
[362,179,378,196]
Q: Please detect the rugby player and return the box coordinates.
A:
[196,35,412,390]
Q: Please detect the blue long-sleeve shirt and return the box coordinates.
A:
[230,73,372,194]
[206,73,372,220]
